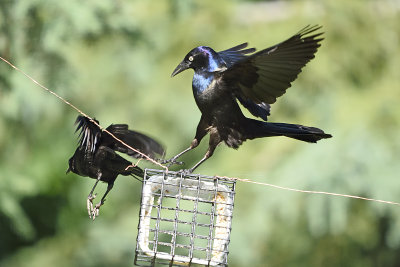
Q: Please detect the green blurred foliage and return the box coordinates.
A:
[1,0,400,266]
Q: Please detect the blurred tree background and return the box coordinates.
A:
[1,0,400,266]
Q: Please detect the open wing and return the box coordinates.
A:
[75,116,101,153]
[104,124,165,159]
[222,25,323,119]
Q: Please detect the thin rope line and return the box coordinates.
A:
[2,56,399,207]
[217,175,400,206]
[0,56,167,171]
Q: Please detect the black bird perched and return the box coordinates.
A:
[167,25,332,173]
[67,115,165,219]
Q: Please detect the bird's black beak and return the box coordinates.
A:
[66,167,71,174]
[171,61,189,77]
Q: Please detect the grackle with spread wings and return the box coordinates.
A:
[167,25,332,173]
[67,116,164,220]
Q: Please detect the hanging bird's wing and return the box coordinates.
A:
[75,116,101,153]
[104,124,165,159]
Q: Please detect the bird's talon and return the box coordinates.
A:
[87,194,97,218]
[165,159,185,167]
[177,169,193,175]
[91,202,103,220]
[160,158,182,165]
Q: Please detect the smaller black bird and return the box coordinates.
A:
[67,116,164,220]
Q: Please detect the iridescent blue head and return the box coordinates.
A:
[171,46,227,77]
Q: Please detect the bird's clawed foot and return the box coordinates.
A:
[177,168,194,175]
[159,158,185,167]
[87,194,104,220]
[91,201,104,220]
[87,193,97,218]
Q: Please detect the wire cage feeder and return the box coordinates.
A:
[135,169,237,267]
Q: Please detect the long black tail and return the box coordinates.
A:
[247,119,332,143]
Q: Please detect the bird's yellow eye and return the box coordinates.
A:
[188,56,194,62]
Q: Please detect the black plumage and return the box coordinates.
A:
[167,25,332,173]
[67,115,164,219]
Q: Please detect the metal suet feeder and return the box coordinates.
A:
[135,169,237,266]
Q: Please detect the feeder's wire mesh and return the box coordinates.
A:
[135,169,236,267]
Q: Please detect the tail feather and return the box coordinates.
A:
[247,120,332,143]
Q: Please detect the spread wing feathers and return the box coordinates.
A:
[75,116,101,153]
[224,25,323,105]
[218,43,256,68]
[104,124,165,159]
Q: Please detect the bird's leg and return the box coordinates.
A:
[184,154,209,174]
[162,116,209,167]
[91,182,114,220]
[87,172,102,219]
[181,147,215,174]
[181,131,220,174]
[161,138,201,167]
[163,146,192,166]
